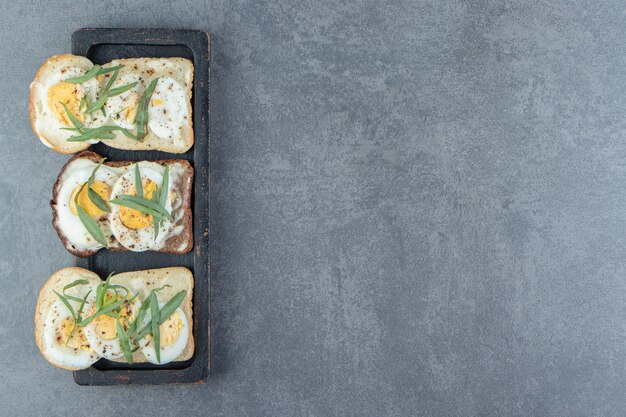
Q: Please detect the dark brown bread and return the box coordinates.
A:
[51,151,193,257]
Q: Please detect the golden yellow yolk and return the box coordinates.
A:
[69,181,111,219]
[159,311,183,347]
[92,293,134,340]
[152,98,163,106]
[57,318,91,352]
[121,92,140,122]
[122,105,138,123]
[119,179,157,230]
[47,82,85,125]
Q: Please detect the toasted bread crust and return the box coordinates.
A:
[51,151,193,257]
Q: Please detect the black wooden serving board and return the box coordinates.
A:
[70,28,210,385]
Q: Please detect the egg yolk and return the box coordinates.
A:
[112,92,140,124]
[47,82,85,125]
[57,318,91,352]
[159,311,183,347]
[152,98,163,106]
[92,293,134,340]
[119,179,157,230]
[122,104,138,123]
[69,181,111,219]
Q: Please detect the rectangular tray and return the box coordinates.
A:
[70,28,210,385]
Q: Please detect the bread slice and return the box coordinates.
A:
[34,267,195,370]
[51,151,193,257]
[30,55,194,154]
[34,267,101,370]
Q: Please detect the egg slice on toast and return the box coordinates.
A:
[30,55,194,154]
[51,151,193,257]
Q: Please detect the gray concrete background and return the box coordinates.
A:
[0,0,624,416]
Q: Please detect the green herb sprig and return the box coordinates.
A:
[150,292,161,363]
[133,77,160,141]
[116,319,134,363]
[126,285,170,339]
[134,290,186,341]
[133,289,186,364]
[154,166,169,239]
[85,67,138,116]
[64,65,124,84]
[61,103,133,142]
[79,273,136,327]
[86,158,110,213]
[62,67,157,143]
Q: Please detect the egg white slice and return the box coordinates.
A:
[43,67,108,135]
[43,300,99,369]
[109,163,173,251]
[147,76,188,141]
[55,159,121,253]
[82,293,140,360]
[105,73,145,130]
[139,306,189,364]
[35,65,91,135]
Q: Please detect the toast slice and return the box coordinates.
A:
[51,151,193,257]
[30,55,194,154]
[34,267,194,370]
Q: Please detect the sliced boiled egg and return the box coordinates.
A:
[43,300,99,369]
[68,179,111,219]
[45,69,106,130]
[147,77,188,140]
[82,291,140,360]
[109,163,172,251]
[55,159,121,252]
[46,80,85,125]
[139,305,188,364]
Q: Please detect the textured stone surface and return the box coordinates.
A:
[0,0,625,415]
